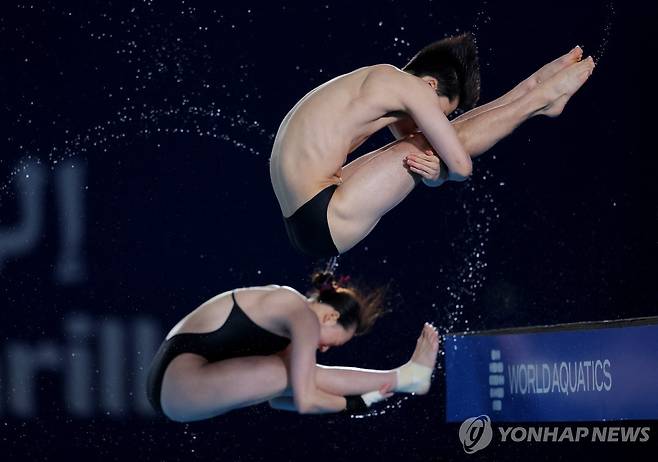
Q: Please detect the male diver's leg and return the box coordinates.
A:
[341,46,583,184]
[451,57,594,158]
[328,58,594,253]
[328,90,543,253]
[452,46,583,125]
[451,89,547,158]
[328,134,426,253]
[339,141,394,184]
[340,47,583,184]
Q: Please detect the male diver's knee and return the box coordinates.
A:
[162,404,192,422]
[398,133,433,156]
[163,401,227,422]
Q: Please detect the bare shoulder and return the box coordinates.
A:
[364,64,417,87]
[262,286,309,315]
[367,63,403,74]
[262,286,318,336]
[361,64,425,111]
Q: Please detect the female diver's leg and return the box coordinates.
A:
[279,323,440,398]
[160,353,289,422]
[161,327,440,420]
[328,58,595,253]
[269,366,397,412]
[160,352,403,421]
[271,324,440,411]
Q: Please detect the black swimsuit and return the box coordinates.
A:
[282,184,340,258]
[146,291,291,416]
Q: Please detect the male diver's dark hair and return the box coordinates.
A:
[402,32,481,111]
[310,271,389,336]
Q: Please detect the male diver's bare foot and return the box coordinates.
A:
[394,323,440,395]
[509,46,584,102]
[530,46,583,86]
[535,57,595,117]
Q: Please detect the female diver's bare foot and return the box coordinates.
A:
[394,323,440,395]
[508,46,584,102]
[536,57,596,117]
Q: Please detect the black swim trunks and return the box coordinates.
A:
[283,184,340,258]
[146,291,291,417]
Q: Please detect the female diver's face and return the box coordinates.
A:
[313,301,357,352]
[318,322,356,353]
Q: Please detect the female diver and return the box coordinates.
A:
[146,272,439,422]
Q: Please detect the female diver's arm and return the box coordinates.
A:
[265,288,347,414]
[269,391,390,413]
[285,306,347,414]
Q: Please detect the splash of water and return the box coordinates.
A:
[1,3,270,203]
[593,1,615,64]
[345,165,499,419]
[2,1,500,422]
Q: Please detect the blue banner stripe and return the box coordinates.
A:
[444,320,658,422]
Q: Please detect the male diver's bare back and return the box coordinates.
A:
[270,64,407,217]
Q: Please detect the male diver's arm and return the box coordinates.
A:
[382,67,472,181]
[401,81,471,180]
[418,156,450,187]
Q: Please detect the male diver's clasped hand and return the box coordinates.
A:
[403,151,449,187]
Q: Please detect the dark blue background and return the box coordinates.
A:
[1,0,656,460]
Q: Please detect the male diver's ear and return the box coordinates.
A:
[423,76,438,91]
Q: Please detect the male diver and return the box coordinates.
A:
[270,34,594,257]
